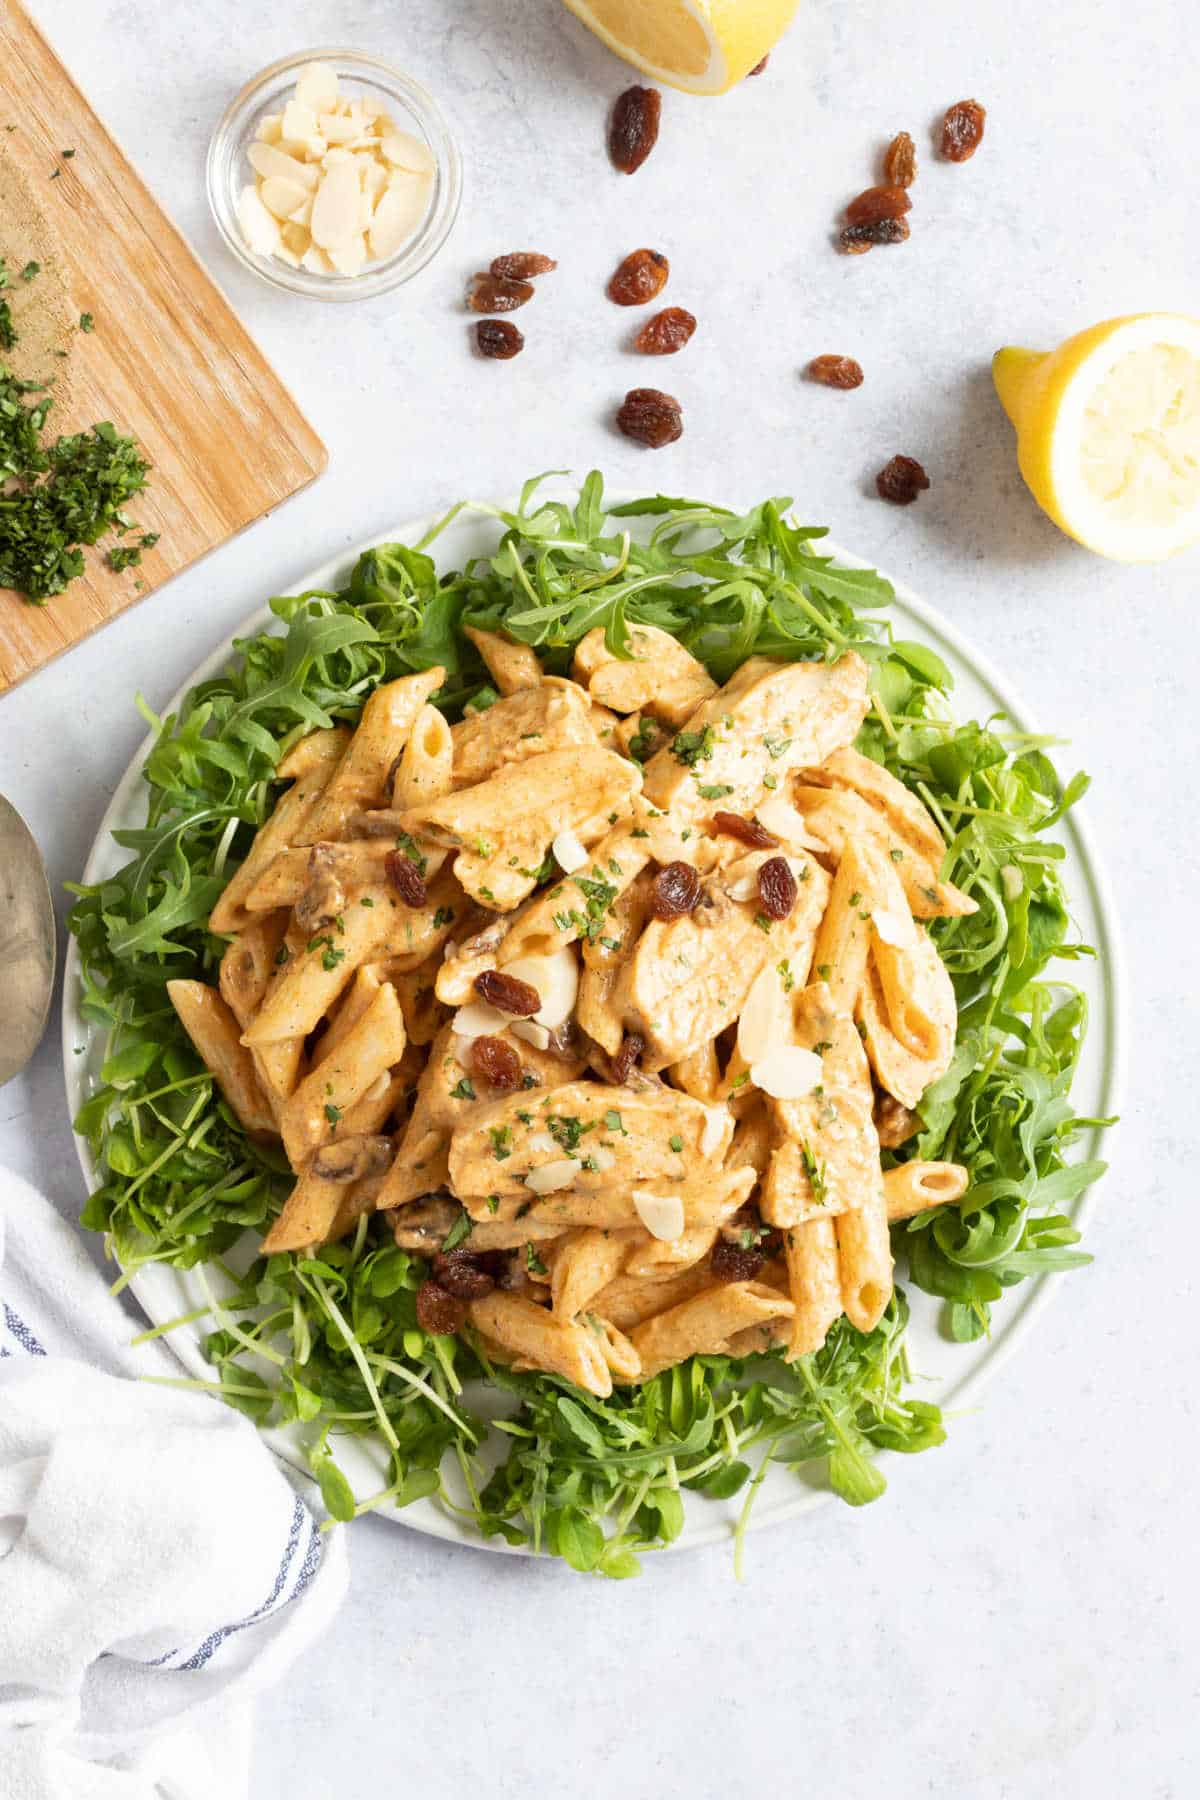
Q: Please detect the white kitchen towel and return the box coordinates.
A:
[0,1168,349,1800]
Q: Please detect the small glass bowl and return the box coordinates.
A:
[207,47,462,302]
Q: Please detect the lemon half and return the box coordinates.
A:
[562,0,800,95]
[993,314,1200,562]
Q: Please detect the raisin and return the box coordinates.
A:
[838,218,910,254]
[711,810,778,850]
[613,1031,645,1084]
[845,185,911,226]
[617,387,682,448]
[415,1279,468,1335]
[941,99,986,162]
[876,455,931,506]
[470,1035,524,1091]
[875,1095,921,1149]
[385,850,428,906]
[883,130,917,188]
[747,54,769,77]
[475,319,524,359]
[489,252,556,280]
[475,968,541,1016]
[711,1238,766,1283]
[609,86,661,174]
[807,355,864,390]
[757,855,798,920]
[635,307,696,355]
[608,248,669,306]
[467,271,534,313]
[650,860,702,920]
[432,1252,495,1299]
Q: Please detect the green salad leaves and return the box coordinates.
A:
[68,473,1107,1574]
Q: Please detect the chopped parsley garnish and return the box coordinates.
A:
[753,913,773,933]
[764,732,792,760]
[489,1125,513,1160]
[0,343,152,604]
[486,1195,501,1214]
[669,1134,683,1153]
[777,958,794,993]
[548,1114,594,1154]
[394,832,427,875]
[450,1077,476,1101]
[524,1244,548,1276]
[324,1101,342,1128]
[628,717,657,762]
[697,782,734,800]
[671,724,716,767]
[433,907,455,928]
[442,1212,474,1252]
[800,1142,828,1206]
[79,312,94,333]
[605,1109,625,1133]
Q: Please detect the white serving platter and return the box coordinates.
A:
[63,488,1124,1559]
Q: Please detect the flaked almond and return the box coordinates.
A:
[750,1046,825,1100]
[552,828,589,874]
[633,1189,686,1241]
[699,1103,732,1158]
[369,173,431,260]
[525,1159,578,1195]
[755,795,827,850]
[511,1020,551,1051]
[237,184,282,255]
[503,948,578,1029]
[451,999,510,1037]
[247,141,320,189]
[311,159,363,248]
[872,906,918,949]
[737,963,791,1066]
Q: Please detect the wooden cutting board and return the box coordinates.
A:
[0,0,327,694]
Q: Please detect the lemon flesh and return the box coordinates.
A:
[994,315,1200,562]
[1080,343,1200,528]
[562,0,800,95]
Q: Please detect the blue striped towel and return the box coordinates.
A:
[0,1169,348,1800]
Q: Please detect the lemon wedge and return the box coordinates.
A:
[561,0,799,95]
[993,314,1200,561]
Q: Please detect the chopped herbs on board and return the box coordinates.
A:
[0,258,153,602]
[67,471,1107,1575]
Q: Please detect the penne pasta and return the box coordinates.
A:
[261,1159,351,1256]
[218,911,288,1026]
[299,668,445,843]
[280,981,406,1165]
[166,980,276,1138]
[809,838,878,1013]
[836,1195,893,1336]
[590,1262,716,1331]
[464,625,543,695]
[883,1160,970,1221]
[550,1227,636,1319]
[274,726,352,782]
[782,1216,843,1359]
[209,770,336,936]
[630,1281,795,1381]
[467,1291,614,1397]
[391,702,454,808]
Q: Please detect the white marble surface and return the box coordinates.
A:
[1,1,1196,1794]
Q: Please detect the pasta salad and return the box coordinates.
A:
[69,475,1106,1574]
